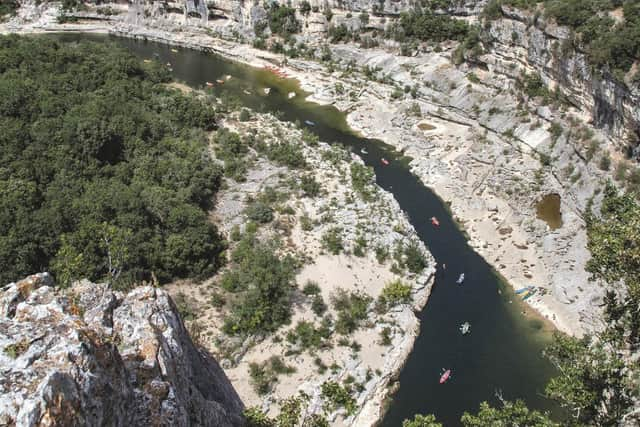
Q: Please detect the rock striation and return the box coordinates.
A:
[481,5,640,146]
[0,273,244,427]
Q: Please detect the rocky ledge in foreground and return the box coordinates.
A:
[0,273,244,426]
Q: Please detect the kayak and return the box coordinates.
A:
[439,369,451,384]
[361,148,368,154]
[381,158,389,165]
[515,286,533,295]
[171,48,178,53]
[205,82,214,87]
[460,322,471,335]
[305,120,315,126]
[523,289,537,301]
[456,273,465,284]
[431,216,440,227]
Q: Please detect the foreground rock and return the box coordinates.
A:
[0,273,244,426]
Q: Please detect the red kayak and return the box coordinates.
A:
[439,369,451,384]
[381,158,389,165]
[431,216,440,227]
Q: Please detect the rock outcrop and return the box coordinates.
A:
[0,273,244,427]
[481,5,640,147]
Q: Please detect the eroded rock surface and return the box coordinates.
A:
[0,273,244,427]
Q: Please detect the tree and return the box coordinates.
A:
[0,36,224,286]
[460,400,558,426]
[402,414,442,427]
[544,334,631,425]
[51,235,87,288]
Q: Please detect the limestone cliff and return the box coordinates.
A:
[7,0,636,143]
[0,273,244,427]
[480,5,640,148]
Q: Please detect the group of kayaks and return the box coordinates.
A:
[205,75,232,87]
[431,213,468,385]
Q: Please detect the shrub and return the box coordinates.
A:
[322,227,344,255]
[331,289,372,335]
[300,175,322,197]
[350,163,375,200]
[300,214,314,231]
[245,202,274,224]
[375,245,389,264]
[321,381,356,415]
[377,279,413,311]
[262,141,307,169]
[249,356,296,395]
[404,241,427,273]
[266,3,301,37]
[223,241,297,335]
[286,320,332,350]
[303,280,321,296]
[380,327,393,346]
[311,295,328,316]
[239,108,251,121]
[599,153,611,171]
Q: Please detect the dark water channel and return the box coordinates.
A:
[53,33,561,425]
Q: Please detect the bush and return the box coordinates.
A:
[404,241,427,273]
[331,289,372,335]
[302,280,321,296]
[261,141,307,169]
[267,3,301,37]
[249,356,296,395]
[378,279,412,309]
[350,163,375,200]
[300,214,314,231]
[321,381,356,415]
[245,202,274,224]
[380,327,393,346]
[311,295,328,316]
[223,240,297,335]
[387,9,469,43]
[286,320,332,350]
[599,153,611,171]
[322,227,344,255]
[300,174,322,197]
[239,108,251,121]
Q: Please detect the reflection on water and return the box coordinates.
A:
[536,194,563,230]
[49,33,563,426]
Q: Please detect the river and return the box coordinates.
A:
[53,33,561,425]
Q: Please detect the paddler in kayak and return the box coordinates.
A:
[431,216,440,227]
[439,369,452,384]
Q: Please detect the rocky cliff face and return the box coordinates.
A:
[0,273,244,427]
[481,5,640,147]
[14,0,634,143]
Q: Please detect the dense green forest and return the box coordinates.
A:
[0,36,223,287]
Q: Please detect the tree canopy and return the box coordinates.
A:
[0,35,224,287]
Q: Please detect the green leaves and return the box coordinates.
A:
[0,36,222,285]
[460,400,558,426]
[222,238,297,335]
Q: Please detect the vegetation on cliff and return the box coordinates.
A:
[0,36,224,287]
[486,0,640,82]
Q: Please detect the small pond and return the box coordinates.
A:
[536,194,563,230]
